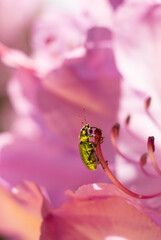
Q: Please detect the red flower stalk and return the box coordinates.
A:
[94,128,161,199]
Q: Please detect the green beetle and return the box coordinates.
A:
[79,123,103,170]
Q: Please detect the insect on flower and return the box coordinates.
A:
[79,113,104,170]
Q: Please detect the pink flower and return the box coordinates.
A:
[0,180,44,240]
[1,0,161,239]
[40,183,161,240]
[113,0,161,96]
[0,0,43,131]
[0,0,42,47]
[107,0,161,206]
[1,181,161,240]
[0,0,122,207]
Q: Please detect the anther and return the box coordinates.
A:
[140,153,147,166]
[148,136,155,152]
[125,115,131,126]
[111,123,120,138]
[145,97,151,110]
[147,136,161,176]
[140,153,158,178]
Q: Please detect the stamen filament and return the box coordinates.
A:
[140,153,158,178]
[147,137,161,176]
[114,122,157,177]
[145,97,161,131]
[95,128,161,199]
[124,115,145,142]
[111,123,138,164]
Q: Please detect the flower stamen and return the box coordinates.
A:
[147,136,161,176]
[95,128,161,199]
[111,123,139,164]
[145,97,161,130]
[124,115,143,141]
[139,153,158,178]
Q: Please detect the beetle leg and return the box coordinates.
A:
[91,136,104,147]
[89,134,104,143]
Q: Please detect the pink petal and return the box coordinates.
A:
[113,1,161,95]
[108,0,124,10]
[41,183,161,240]
[66,183,139,205]
[0,181,44,240]
[0,24,122,208]
[0,132,109,207]
[30,0,114,74]
[37,33,121,150]
[0,0,42,47]
[0,43,35,70]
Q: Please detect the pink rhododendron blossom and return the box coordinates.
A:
[0,0,43,131]
[0,0,42,48]
[0,0,43,82]
[106,0,161,206]
[107,84,161,195]
[0,0,121,207]
[30,0,115,74]
[113,0,161,96]
[1,0,161,239]
[0,180,45,240]
[40,183,161,240]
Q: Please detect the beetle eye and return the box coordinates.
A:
[89,128,93,134]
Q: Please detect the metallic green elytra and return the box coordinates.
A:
[79,123,102,170]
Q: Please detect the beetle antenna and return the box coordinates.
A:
[78,116,85,125]
[83,107,87,124]
[79,108,88,125]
